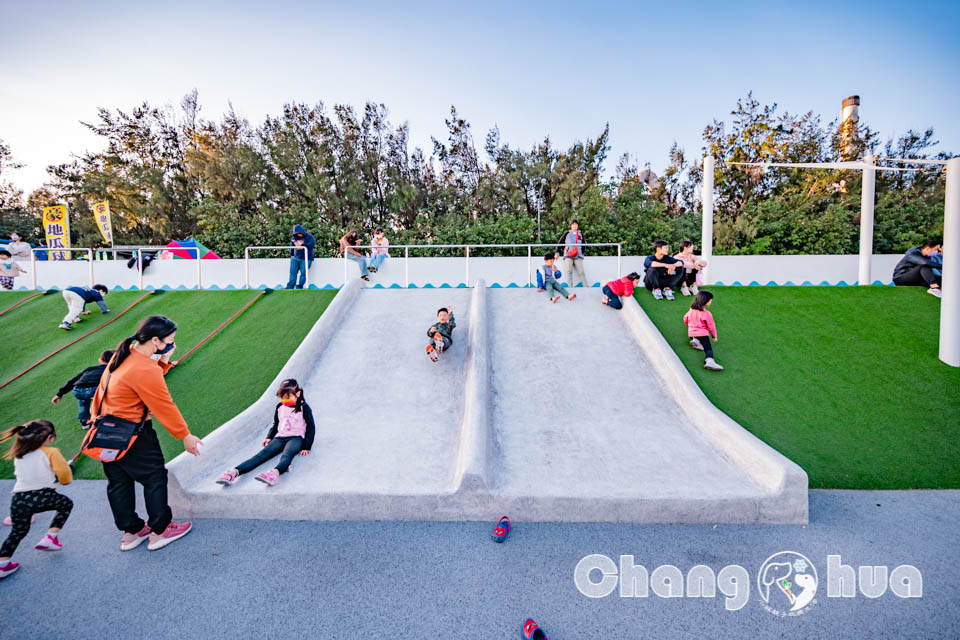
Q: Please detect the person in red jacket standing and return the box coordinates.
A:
[601,272,641,309]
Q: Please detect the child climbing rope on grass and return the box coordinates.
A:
[216,379,315,487]
[536,252,576,303]
[52,350,114,429]
[0,420,74,580]
[426,306,456,362]
[683,290,724,371]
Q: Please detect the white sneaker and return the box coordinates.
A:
[690,285,699,295]
[704,357,724,371]
[663,288,675,301]
[690,338,705,351]
[652,288,663,300]
[58,322,72,331]
[680,285,691,296]
[927,288,942,299]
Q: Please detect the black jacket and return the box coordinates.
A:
[57,364,107,397]
[265,402,316,451]
[893,247,939,280]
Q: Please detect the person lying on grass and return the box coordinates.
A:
[601,272,641,310]
[536,252,576,303]
[216,379,315,487]
[426,306,456,362]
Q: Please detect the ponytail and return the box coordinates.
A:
[110,315,178,372]
[2,420,55,460]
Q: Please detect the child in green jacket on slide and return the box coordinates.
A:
[426,306,455,362]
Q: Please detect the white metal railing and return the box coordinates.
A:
[244,246,309,289]
[31,248,95,289]
[340,242,622,287]
[132,246,201,290]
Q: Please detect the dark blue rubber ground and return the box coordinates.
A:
[1,482,957,639]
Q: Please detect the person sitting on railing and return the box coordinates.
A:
[340,230,370,282]
[892,239,942,298]
[643,240,684,301]
[556,219,589,288]
[286,224,315,290]
[367,228,389,274]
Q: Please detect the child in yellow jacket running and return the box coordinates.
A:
[0,420,73,579]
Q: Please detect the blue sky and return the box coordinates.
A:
[1,0,958,193]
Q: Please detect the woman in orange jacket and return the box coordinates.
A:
[93,315,203,552]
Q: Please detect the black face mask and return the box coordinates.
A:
[156,340,175,355]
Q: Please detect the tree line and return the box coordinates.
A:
[0,90,951,258]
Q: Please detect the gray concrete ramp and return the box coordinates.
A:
[168,280,807,523]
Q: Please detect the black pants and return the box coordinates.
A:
[102,422,173,535]
[681,270,697,287]
[693,335,714,359]
[644,267,685,291]
[602,285,623,309]
[1,488,73,557]
[893,265,941,288]
[236,436,303,475]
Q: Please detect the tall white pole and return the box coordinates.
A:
[940,157,960,367]
[858,154,876,285]
[701,156,715,285]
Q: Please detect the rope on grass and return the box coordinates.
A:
[0,290,163,391]
[170,288,273,369]
[0,289,56,317]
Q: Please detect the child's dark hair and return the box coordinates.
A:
[691,290,714,311]
[100,349,115,363]
[2,420,55,460]
[0,250,10,259]
[653,239,668,250]
[922,239,942,249]
[626,272,641,281]
[93,284,108,295]
[437,307,449,316]
[678,240,693,251]
[109,315,177,372]
[276,378,305,412]
[543,252,555,261]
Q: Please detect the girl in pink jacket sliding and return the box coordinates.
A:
[682,290,723,371]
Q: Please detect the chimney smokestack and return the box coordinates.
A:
[841,95,860,160]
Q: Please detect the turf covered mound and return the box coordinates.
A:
[636,285,960,489]
[0,289,336,479]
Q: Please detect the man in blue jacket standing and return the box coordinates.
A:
[892,239,942,298]
[286,224,316,289]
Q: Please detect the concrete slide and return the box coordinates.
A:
[168,279,807,523]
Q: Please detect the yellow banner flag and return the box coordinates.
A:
[42,205,71,260]
[93,201,113,244]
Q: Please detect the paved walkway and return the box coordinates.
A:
[1,482,957,639]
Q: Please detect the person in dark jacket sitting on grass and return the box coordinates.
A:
[51,350,114,428]
[892,239,942,298]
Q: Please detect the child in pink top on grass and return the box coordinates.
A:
[683,290,723,371]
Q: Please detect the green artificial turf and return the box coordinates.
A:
[0,289,336,479]
[635,286,960,489]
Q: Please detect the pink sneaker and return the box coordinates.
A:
[255,470,278,486]
[0,561,19,579]
[35,534,63,551]
[216,470,238,486]
[3,515,35,526]
[148,520,192,551]
[120,524,151,551]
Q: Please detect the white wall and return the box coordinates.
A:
[1,254,904,292]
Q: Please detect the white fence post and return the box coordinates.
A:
[465,246,470,287]
[87,249,94,287]
[701,155,715,285]
[940,157,960,367]
[859,154,877,285]
[405,246,409,288]
[303,246,310,289]
[244,248,250,289]
[31,250,37,290]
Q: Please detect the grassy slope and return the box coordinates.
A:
[635,286,960,489]
[0,290,336,479]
